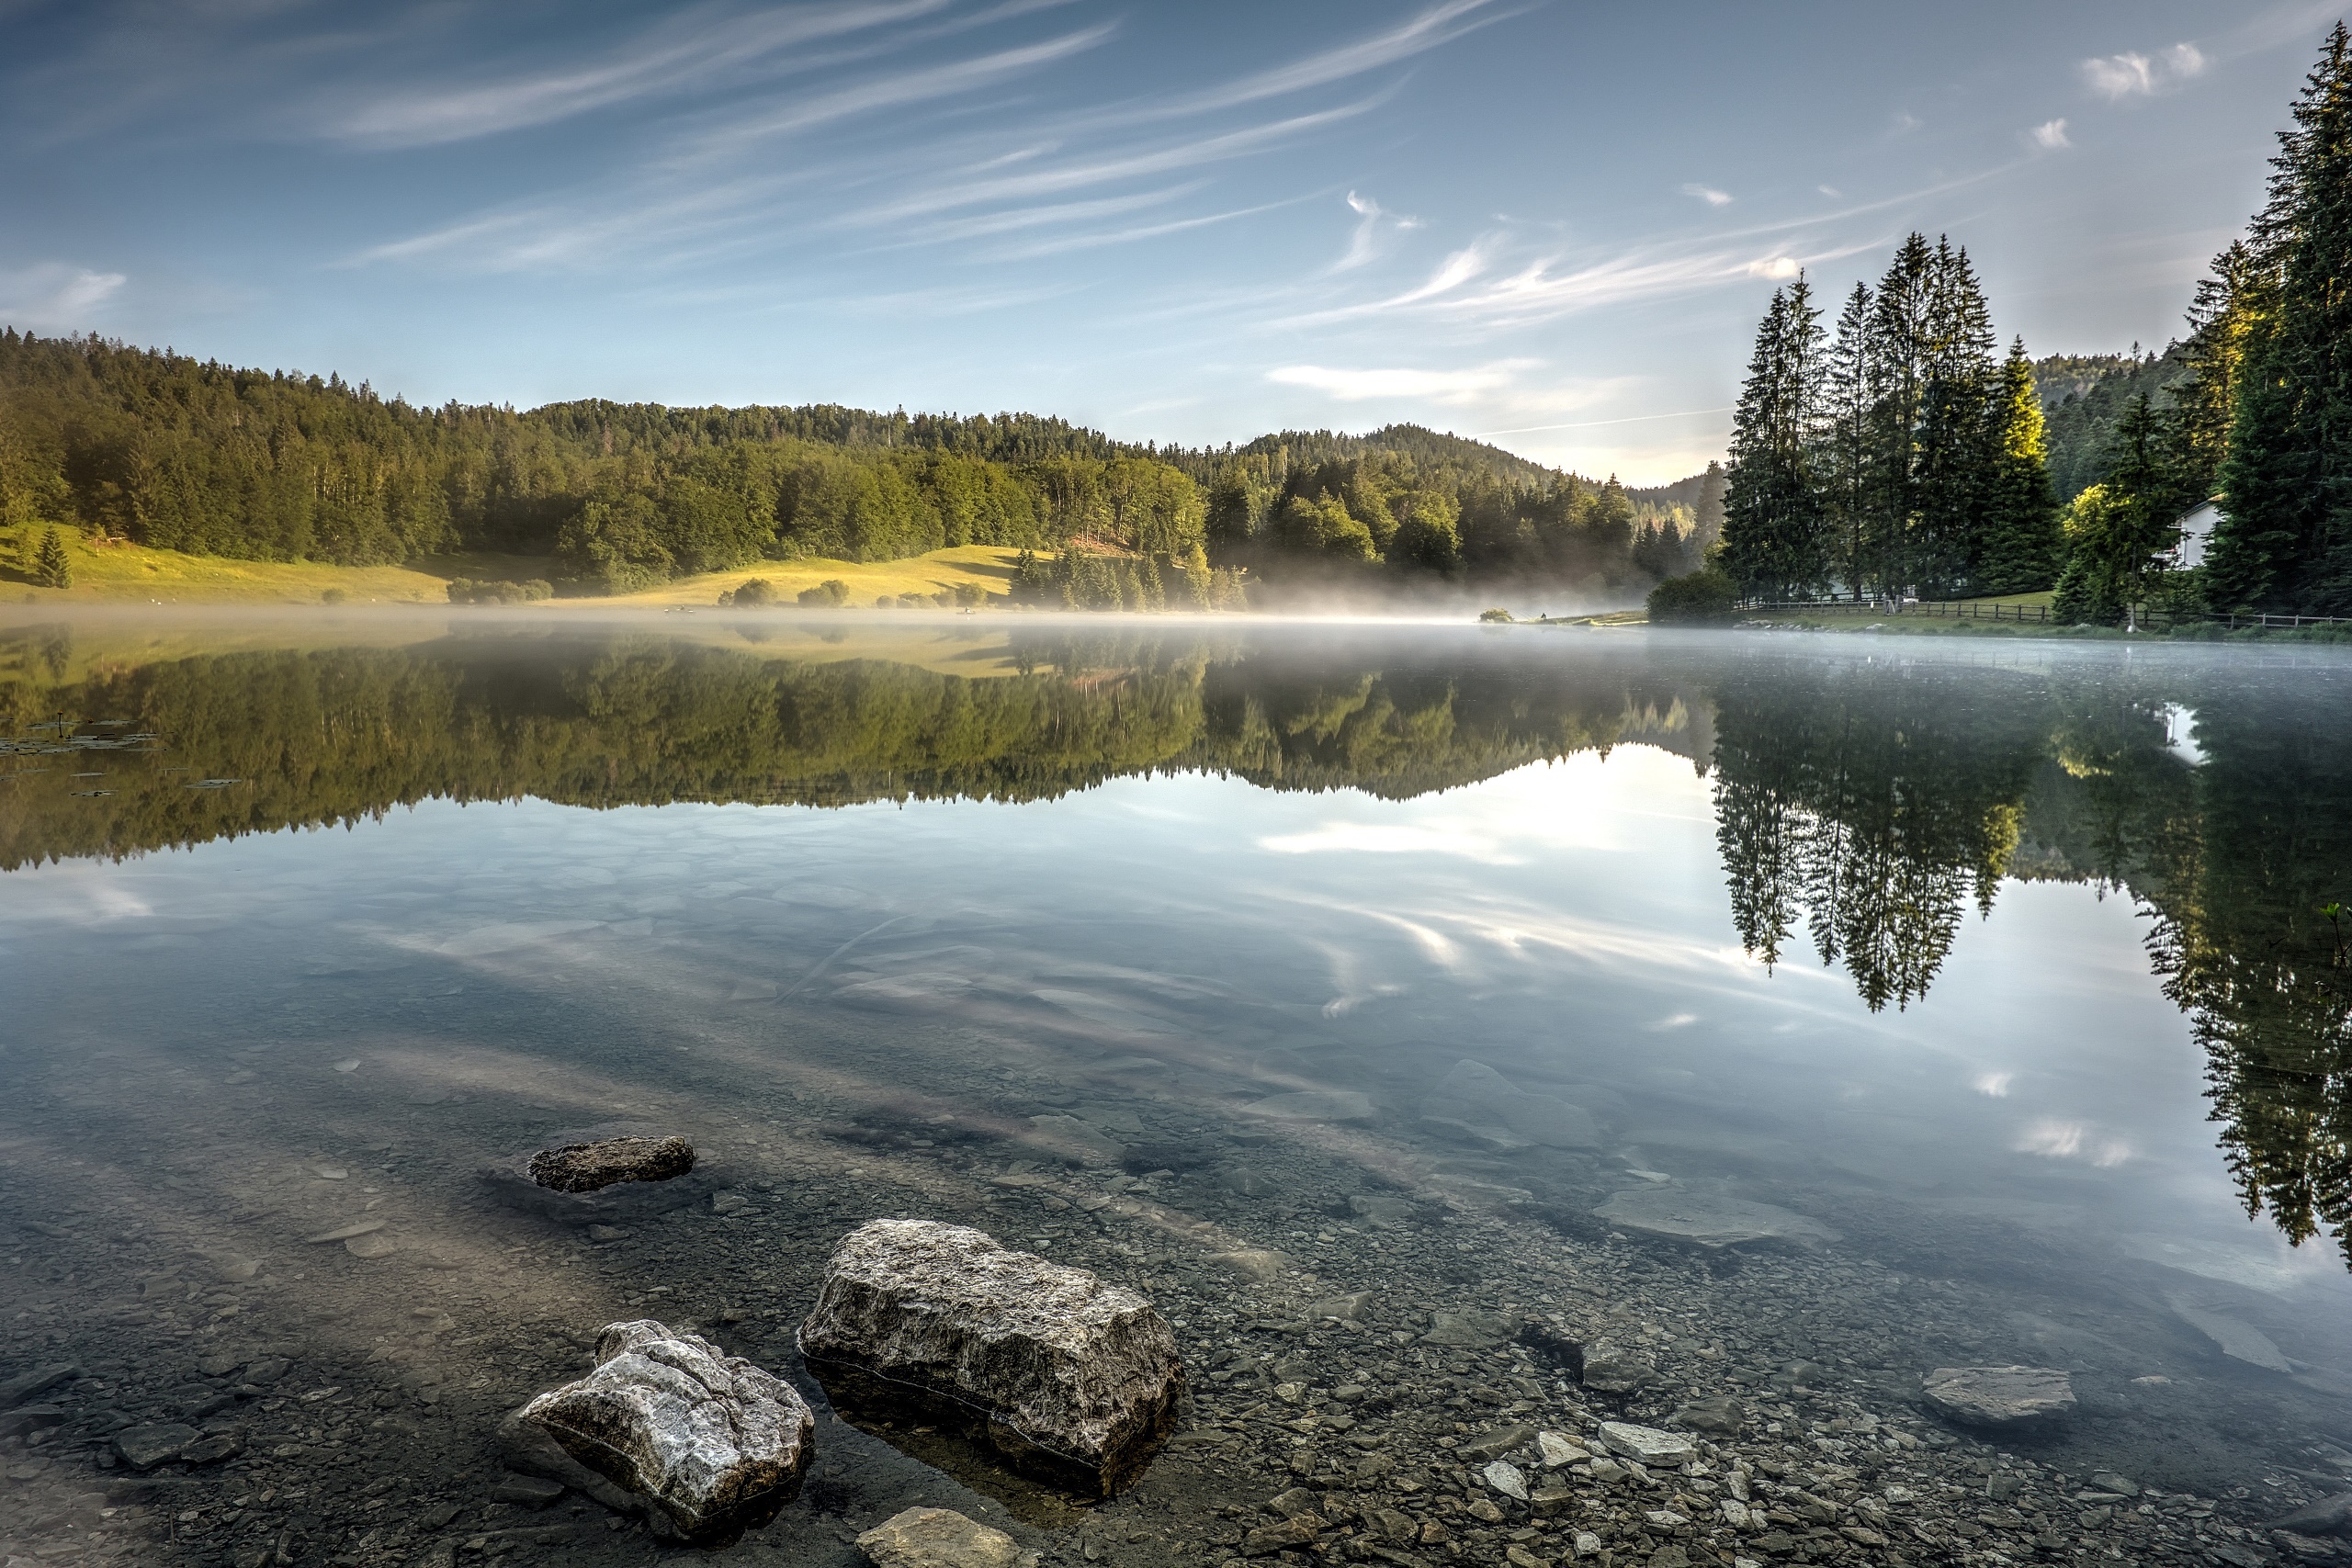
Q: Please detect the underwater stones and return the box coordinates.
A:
[1423,1060,1601,1150]
[855,1506,1034,1568]
[1921,1366,2075,1429]
[2273,1493,2352,1538]
[0,1363,78,1408]
[1595,1420,1694,1465]
[798,1220,1183,1496]
[481,1124,718,1224]
[1422,1309,1516,1348]
[1670,1393,1747,1434]
[528,1135,695,1193]
[1578,1343,1659,1394]
[1589,1186,1838,1250]
[1482,1459,1530,1500]
[515,1318,814,1546]
[1023,1114,1124,1168]
[2165,1292,2294,1373]
[113,1421,201,1469]
[1239,1090,1375,1123]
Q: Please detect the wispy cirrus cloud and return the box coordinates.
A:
[1267,359,1537,403]
[2081,42,2206,100]
[1681,183,1732,207]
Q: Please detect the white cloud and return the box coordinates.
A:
[1973,1071,2014,1097]
[1746,255,1800,279]
[2081,42,2206,100]
[0,263,127,329]
[1680,183,1732,208]
[1267,359,1537,403]
[1335,189,1419,272]
[1257,822,1521,863]
[2030,118,2071,150]
[2015,1118,2133,1167]
[1817,185,1841,198]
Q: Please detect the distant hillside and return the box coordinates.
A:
[2034,346,2193,502]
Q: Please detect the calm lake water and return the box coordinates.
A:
[4,611,2351,1568]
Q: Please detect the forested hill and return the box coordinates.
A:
[2032,345,2192,503]
[0,330,1715,602]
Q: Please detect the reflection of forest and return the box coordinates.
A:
[1703,653,2352,1268]
[6,624,2347,1267]
[0,626,1709,870]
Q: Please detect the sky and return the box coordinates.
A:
[0,0,2342,485]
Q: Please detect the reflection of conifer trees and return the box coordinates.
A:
[2143,699,2352,1263]
[1708,667,2049,1010]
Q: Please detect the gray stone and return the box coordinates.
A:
[1427,1060,1601,1148]
[855,1506,1034,1568]
[1670,1393,1746,1435]
[517,1318,814,1546]
[1578,1344,1659,1394]
[2165,1293,2293,1373]
[1483,1460,1530,1501]
[1304,1291,1374,1323]
[0,1405,63,1440]
[1422,1309,1515,1348]
[494,1411,646,1519]
[1023,1115,1125,1167]
[179,1431,244,1465]
[1460,1424,1537,1461]
[528,1135,695,1192]
[1240,1090,1375,1123]
[1346,1195,1418,1228]
[303,1219,385,1244]
[1536,1430,1589,1466]
[1239,1517,1319,1555]
[113,1422,200,1469]
[1921,1366,2075,1428]
[2087,1471,2140,1498]
[1595,1421,1694,1465]
[0,1363,79,1408]
[800,1220,1184,1497]
[1589,1187,1838,1249]
[2274,1494,2352,1538]
[492,1474,567,1509]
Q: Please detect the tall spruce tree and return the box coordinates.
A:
[2210,24,2352,613]
[1816,283,1880,598]
[1975,339,2061,593]
[1867,235,1938,593]
[1912,240,2000,594]
[1722,276,1827,598]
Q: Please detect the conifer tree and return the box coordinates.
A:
[1974,340,2061,593]
[1911,240,2000,594]
[1815,283,1879,597]
[2210,24,2352,613]
[1722,276,1826,598]
[33,525,71,589]
[1866,235,1938,592]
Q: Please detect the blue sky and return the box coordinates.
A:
[1,0,2338,483]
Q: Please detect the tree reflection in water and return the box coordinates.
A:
[2,622,2347,1265]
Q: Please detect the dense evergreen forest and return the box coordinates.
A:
[1702,23,2352,623]
[0,330,1706,604]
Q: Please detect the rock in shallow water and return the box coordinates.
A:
[528,1135,695,1193]
[855,1506,1035,1568]
[1595,1420,1694,1465]
[1590,1186,1838,1249]
[798,1220,1183,1496]
[517,1318,814,1546]
[1921,1365,2075,1428]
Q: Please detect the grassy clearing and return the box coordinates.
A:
[0,527,1024,609]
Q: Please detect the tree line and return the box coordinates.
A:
[1698,23,2352,624]
[0,330,1712,601]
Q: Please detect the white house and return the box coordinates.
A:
[2173,497,2223,569]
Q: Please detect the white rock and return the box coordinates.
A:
[518,1318,814,1546]
[1483,1460,1529,1501]
[1721,1498,1752,1528]
[1594,1420,1694,1465]
[856,1506,1035,1568]
[1537,1429,1589,1467]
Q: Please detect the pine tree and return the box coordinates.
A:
[1975,339,2061,593]
[2211,24,2352,613]
[1867,235,1938,593]
[2054,397,2178,624]
[1721,276,1827,598]
[1912,240,2000,594]
[33,525,71,589]
[1815,283,1879,597]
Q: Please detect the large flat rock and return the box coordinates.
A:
[857,1506,1034,1568]
[799,1220,1183,1496]
[1425,1060,1601,1149]
[518,1318,814,1546]
[1921,1366,2075,1428]
[1590,1186,1838,1250]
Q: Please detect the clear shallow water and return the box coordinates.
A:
[4,613,2352,1567]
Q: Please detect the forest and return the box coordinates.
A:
[0,329,1713,604]
[1702,23,2352,624]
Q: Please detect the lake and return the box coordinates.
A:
[3,610,2349,1568]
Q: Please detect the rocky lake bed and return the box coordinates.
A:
[6,957,2352,1568]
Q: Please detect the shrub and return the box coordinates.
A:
[797,579,851,608]
[1477,607,1513,624]
[725,577,777,607]
[953,581,986,608]
[447,577,553,604]
[1646,565,1737,623]
[321,587,346,604]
